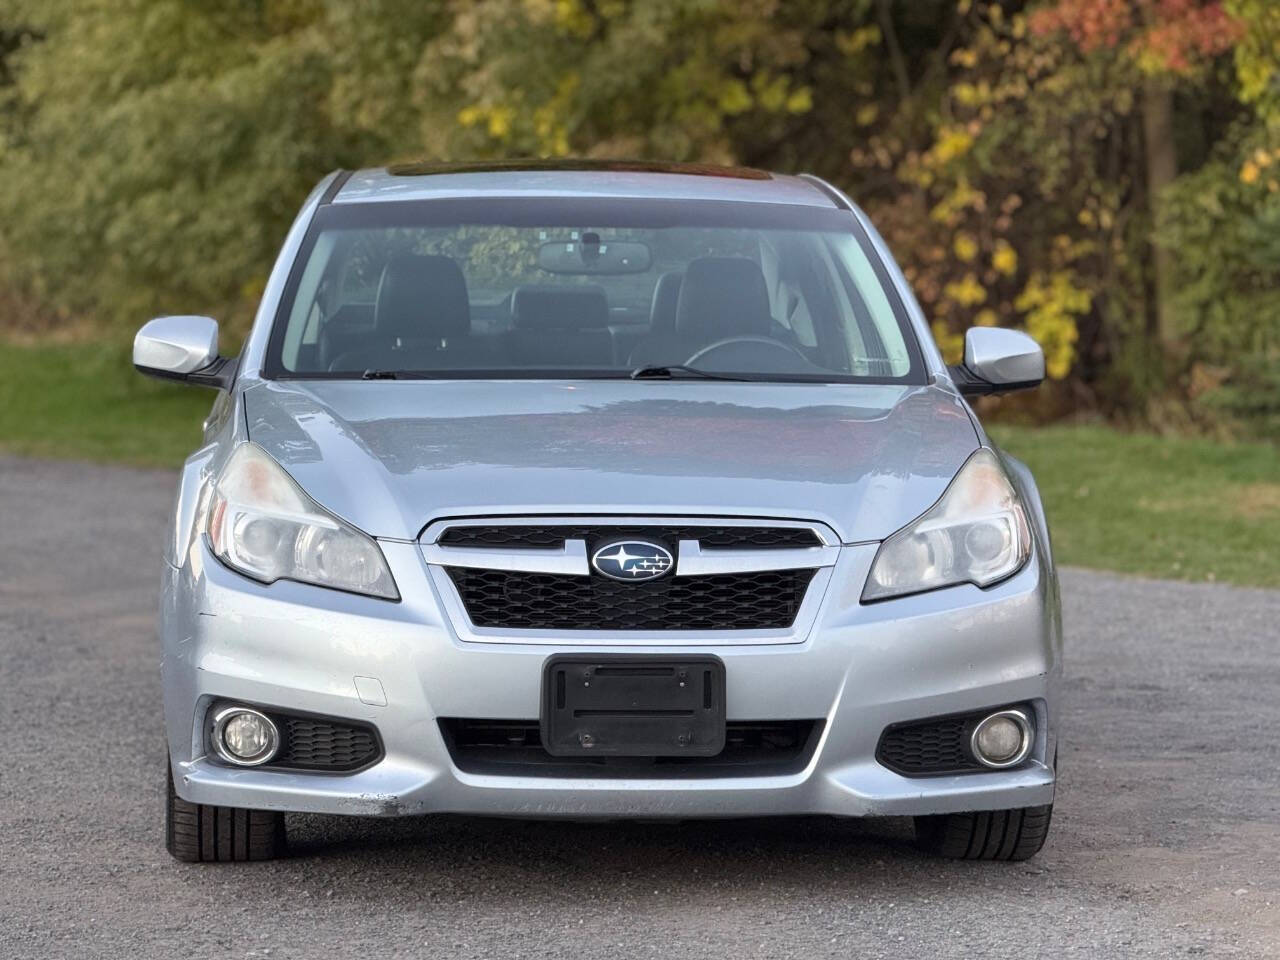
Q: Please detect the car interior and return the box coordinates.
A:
[281,227,912,378]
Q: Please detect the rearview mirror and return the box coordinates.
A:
[133,315,233,389]
[538,235,651,275]
[949,327,1045,397]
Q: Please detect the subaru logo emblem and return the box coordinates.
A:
[591,540,674,582]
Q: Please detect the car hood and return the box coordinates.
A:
[243,379,979,543]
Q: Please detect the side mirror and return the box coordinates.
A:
[948,327,1045,397]
[133,315,233,389]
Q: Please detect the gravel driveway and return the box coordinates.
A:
[1,454,1277,959]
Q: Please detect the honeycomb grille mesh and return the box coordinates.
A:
[437,524,821,549]
[272,716,381,771]
[447,567,817,630]
[877,716,983,776]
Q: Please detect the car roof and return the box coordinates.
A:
[332,159,842,208]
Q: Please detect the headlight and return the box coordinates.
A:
[862,448,1030,602]
[205,443,398,600]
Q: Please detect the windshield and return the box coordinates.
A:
[266,197,925,383]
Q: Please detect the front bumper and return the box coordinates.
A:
[163,537,1061,819]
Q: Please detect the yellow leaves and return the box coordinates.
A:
[487,106,514,138]
[1014,271,1090,380]
[836,25,881,56]
[717,79,753,115]
[718,74,812,116]
[457,103,515,140]
[1233,1,1280,132]
[1077,206,1112,230]
[992,240,1018,277]
[908,126,979,191]
[785,86,813,114]
[552,0,594,39]
[953,81,993,107]
[944,273,988,307]
[975,309,999,327]
[1240,147,1280,185]
[931,126,974,165]
[856,103,878,127]
[953,233,979,262]
[929,180,985,224]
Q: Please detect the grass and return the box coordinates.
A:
[2,339,1278,588]
[0,339,211,467]
[990,424,1280,588]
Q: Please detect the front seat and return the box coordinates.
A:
[629,257,772,366]
[506,285,614,366]
[328,254,479,371]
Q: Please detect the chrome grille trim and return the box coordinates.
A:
[421,538,590,575]
[417,515,840,647]
[420,514,838,546]
[673,539,838,576]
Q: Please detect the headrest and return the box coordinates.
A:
[675,257,772,343]
[326,302,375,332]
[648,271,683,335]
[511,285,609,330]
[374,254,470,341]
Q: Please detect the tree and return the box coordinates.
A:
[1030,0,1244,356]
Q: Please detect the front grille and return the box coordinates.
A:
[446,567,816,630]
[437,524,822,549]
[440,718,820,778]
[270,715,382,772]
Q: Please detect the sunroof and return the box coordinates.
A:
[384,158,773,180]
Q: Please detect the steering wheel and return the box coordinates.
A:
[684,335,815,374]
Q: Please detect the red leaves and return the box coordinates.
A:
[1029,0,1244,73]
[1030,0,1132,53]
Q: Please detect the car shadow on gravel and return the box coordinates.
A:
[279,812,935,892]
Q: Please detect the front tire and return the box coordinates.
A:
[914,804,1053,861]
[166,762,285,862]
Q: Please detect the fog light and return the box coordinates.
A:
[970,709,1032,769]
[211,706,279,766]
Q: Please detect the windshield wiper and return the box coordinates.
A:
[361,369,401,380]
[629,364,758,382]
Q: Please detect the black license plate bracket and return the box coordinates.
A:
[540,655,726,758]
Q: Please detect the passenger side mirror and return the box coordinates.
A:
[133,315,234,389]
[948,327,1045,397]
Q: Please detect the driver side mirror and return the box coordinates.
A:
[133,315,234,389]
[948,327,1045,397]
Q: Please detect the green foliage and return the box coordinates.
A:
[0,0,411,333]
[1158,129,1280,437]
[0,0,1276,436]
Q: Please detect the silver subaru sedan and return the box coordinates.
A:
[136,160,1060,863]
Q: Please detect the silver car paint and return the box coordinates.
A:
[133,315,220,376]
[161,167,1060,820]
[964,327,1047,387]
[240,379,980,543]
